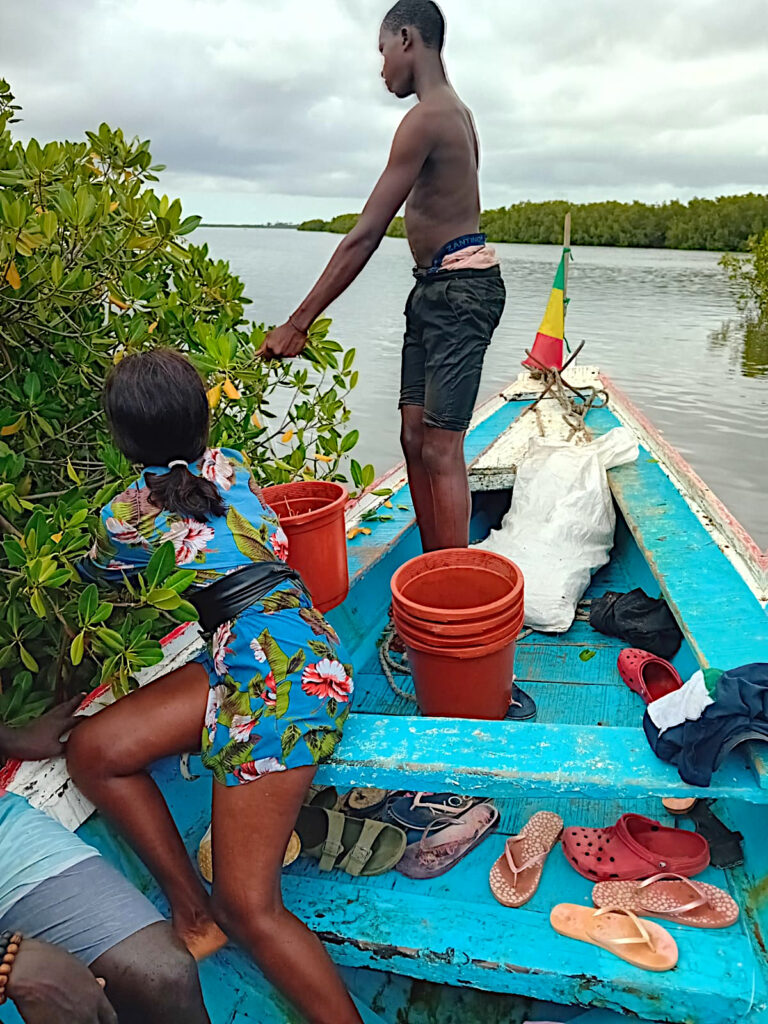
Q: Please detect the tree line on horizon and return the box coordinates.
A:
[297,194,768,252]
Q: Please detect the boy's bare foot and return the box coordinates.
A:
[175,914,228,961]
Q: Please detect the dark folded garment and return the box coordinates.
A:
[189,561,307,633]
[644,662,768,786]
[590,588,683,659]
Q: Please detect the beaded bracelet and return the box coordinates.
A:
[0,930,23,1005]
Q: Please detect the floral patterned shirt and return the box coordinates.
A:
[85,448,290,583]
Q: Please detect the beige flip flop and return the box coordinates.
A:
[197,826,301,882]
[550,904,678,972]
[489,811,564,908]
[592,872,739,929]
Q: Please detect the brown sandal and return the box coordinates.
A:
[489,811,563,907]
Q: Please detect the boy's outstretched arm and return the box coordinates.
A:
[260,108,431,358]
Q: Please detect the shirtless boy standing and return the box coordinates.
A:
[262,0,505,551]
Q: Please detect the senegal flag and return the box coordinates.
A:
[522,248,569,371]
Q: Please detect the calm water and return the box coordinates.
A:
[199,228,768,546]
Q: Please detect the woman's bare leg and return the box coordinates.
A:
[67,663,226,959]
[210,767,363,1024]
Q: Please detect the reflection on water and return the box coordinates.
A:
[198,228,768,546]
[709,318,768,379]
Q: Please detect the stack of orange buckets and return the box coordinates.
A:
[390,549,525,719]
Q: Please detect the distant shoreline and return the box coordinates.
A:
[292,195,768,253]
[201,222,298,229]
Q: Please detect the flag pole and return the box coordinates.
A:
[562,211,571,313]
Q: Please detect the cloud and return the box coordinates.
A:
[2,0,766,220]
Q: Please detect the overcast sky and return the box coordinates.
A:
[3,0,767,223]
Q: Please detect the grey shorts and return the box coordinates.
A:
[0,855,164,965]
[399,265,506,431]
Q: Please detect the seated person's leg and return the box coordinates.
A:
[0,799,209,1024]
[92,922,208,1024]
[67,662,227,960]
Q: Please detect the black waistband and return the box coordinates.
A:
[431,233,486,268]
[189,561,308,634]
[412,233,488,279]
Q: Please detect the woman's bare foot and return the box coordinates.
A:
[174,914,228,961]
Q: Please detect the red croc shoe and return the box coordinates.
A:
[618,648,683,703]
[562,813,710,882]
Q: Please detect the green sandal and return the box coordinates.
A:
[306,785,340,810]
[296,805,407,876]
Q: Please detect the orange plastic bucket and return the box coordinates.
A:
[393,597,523,638]
[392,549,524,623]
[403,627,522,719]
[261,481,348,613]
[392,609,522,650]
[390,548,524,718]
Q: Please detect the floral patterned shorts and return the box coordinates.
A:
[198,584,353,786]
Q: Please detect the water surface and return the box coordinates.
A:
[199,228,768,546]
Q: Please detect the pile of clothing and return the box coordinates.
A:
[644,663,768,786]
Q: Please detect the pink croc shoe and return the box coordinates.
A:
[618,648,683,704]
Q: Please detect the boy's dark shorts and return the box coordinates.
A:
[399,265,506,432]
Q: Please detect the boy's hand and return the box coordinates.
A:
[0,695,85,761]
[7,938,118,1024]
[258,321,308,359]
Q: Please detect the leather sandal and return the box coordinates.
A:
[295,805,407,876]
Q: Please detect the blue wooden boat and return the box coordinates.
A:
[6,365,767,1024]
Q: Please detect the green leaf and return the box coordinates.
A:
[90,602,113,625]
[177,215,202,236]
[169,599,199,622]
[50,254,64,286]
[326,697,338,719]
[340,429,359,453]
[579,649,597,662]
[78,583,99,623]
[66,459,81,485]
[19,644,39,671]
[96,627,125,654]
[23,372,41,402]
[70,631,85,666]
[165,569,196,593]
[147,588,181,610]
[145,541,176,588]
[29,591,46,618]
[3,538,25,567]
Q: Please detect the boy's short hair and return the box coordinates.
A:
[382,0,445,51]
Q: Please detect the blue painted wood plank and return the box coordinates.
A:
[316,714,768,802]
[282,832,761,1024]
[588,406,767,670]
